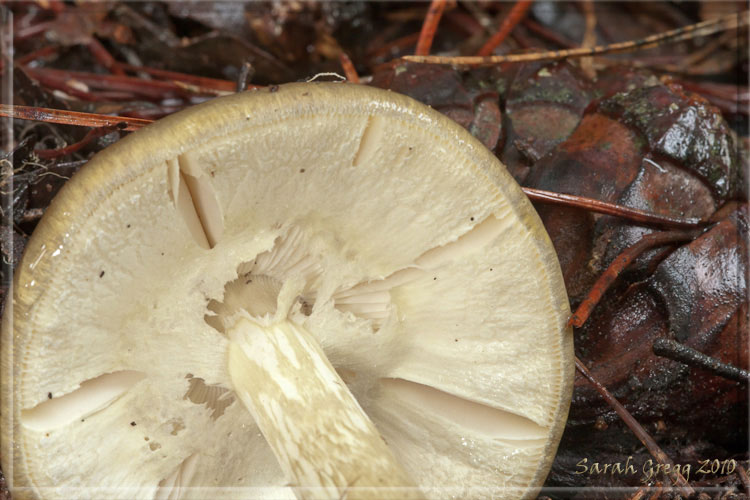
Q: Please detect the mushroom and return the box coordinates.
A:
[1,83,573,499]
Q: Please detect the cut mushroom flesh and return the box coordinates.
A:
[1,83,574,499]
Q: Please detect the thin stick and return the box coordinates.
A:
[115,63,239,92]
[509,28,534,50]
[626,485,649,500]
[675,30,735,71]
[522,187,705,228]
[236,62,254,92]
[25,67,183,98]
[87,37,126,76]
[737,463,750,493]
[653,338,750,383]
[14,20,55,41]
[0,104,152,131]
[172,80,231,97]
[15,45,59,65]
[35,123,125,159]
[579,0,597,79]
[477,0,534,56]
[403,11,748,65]
[415,0,447,56]
[339,53,360,83]
[23,68,125,101]
[117,106,184,121]
[568,229,700,328]
[645,484,663,500]
[575,356,694,494]
[522,17,577,48]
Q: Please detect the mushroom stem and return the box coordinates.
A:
[227,317,423,500]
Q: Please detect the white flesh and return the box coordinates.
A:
[3,83,573,500]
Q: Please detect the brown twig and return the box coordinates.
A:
[626,485,649,500]
[115,63,239,92]
[522,187,706,228]
[24,67,175,100]
[579,0,598,79]
[87,37,126,76]
[477,0,534,56]
[14,20,55,41]
[339,53,360,84]
[568,229,701,328]
[27,64,245,102]
[653,338,750,383]
[521,17,577,48]
[645,483,664,500]
[509,28,534,50]
[737,463,750,493]
[116,106,184,121]
[674,31,736,71]
[23,68,130,101]
[575,356,695,494]
[35,123,125,159]
[415,0,448,56]
[172,81,231,97]
[0,104,152,131]
[403,11,748,65]
[15,45,59,66]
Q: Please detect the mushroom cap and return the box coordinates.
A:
[2,82,573,499]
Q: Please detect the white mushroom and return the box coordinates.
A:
[1,83,573,500]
